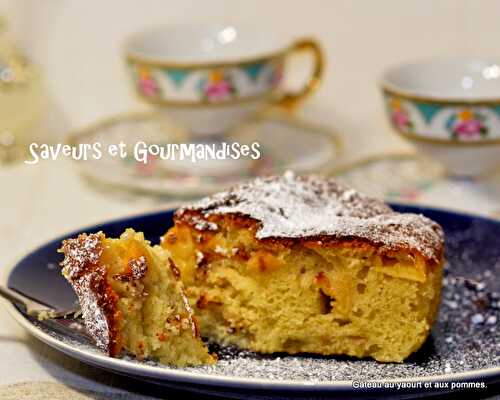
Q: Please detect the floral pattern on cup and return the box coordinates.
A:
[446,109,488,141]
[389,98,413,132]
[198,69,236,102]
[136,65,160,98]
[383,92,500,142]
[127,58,282,104]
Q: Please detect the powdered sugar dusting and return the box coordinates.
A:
[180,172,444,261]
[31,210,499,385]
[60,232,103,280]
[59,232,113,352]
[71,269,111,351]
[185,214,219,231]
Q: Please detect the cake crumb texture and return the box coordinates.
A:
[60,229,214,366]
[164,173,444,362]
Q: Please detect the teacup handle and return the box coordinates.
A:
[276,38,324,110]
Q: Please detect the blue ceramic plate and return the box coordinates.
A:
[3,205,500,398]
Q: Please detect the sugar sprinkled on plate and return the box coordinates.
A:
[33,201,499,383]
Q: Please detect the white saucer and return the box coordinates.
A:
[69,111,342,197]
[332,152,500,220]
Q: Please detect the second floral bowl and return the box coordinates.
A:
[381,57,500,176]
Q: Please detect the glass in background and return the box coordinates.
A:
[0,16,46,164]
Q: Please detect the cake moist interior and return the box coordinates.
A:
[60,229,214,366]
[163,215,442,362]
[161,173,444,363]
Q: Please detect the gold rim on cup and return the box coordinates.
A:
[126,37,324,110]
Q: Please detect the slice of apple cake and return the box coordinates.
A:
[162,172,444,362]
[59,228,214,366]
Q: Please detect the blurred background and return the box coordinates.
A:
[4,0,497,153]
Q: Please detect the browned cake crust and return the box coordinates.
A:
[174,172,444,264]
[59,232,120,355]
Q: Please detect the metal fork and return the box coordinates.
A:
[0,284,80,319]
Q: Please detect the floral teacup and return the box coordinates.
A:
[381,57,500,176]
[125,23,323,137]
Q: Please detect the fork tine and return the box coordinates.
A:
[0,285,32,311]
[0,284,79,319]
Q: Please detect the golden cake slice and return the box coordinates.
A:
[59,228,214,366]
[162,172,444,362]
